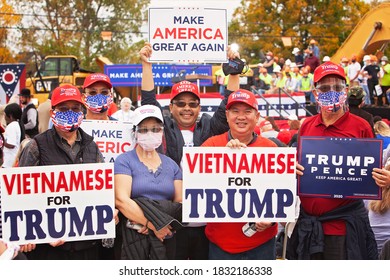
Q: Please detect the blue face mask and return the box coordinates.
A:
[84,94,113,113]
[51,110,83,132]
[317,91,347,113]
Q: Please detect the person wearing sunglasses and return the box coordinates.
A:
[114,104,182,259]
[18,84,106,260]
[139,43,241,260]
[293,62,379,260]
[82,73,117,120]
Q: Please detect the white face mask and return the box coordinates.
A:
[136,131,163,151]
[382,61,387,66]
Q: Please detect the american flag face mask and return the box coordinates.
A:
[84,93,113,113]
[51,110,84,132]
[316,90,347,113]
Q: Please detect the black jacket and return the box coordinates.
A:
[288,200,378,260]
[120,197,183,260]
[22,103,39,138]
[141,88,231,166]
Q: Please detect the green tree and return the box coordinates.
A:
[0,0,21,63]
[229,0,371,64]
[16,0,149,71]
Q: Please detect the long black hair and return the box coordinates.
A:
[4,103,25,143]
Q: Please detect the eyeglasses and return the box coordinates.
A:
[136,127,164,134]
[316,84,346,92]
[171,101,200,108]
[85,89,111,96]
[55,105,83,113]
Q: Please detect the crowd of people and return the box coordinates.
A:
[1,41,390,261]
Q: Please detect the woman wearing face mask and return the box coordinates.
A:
[114,104,183,260]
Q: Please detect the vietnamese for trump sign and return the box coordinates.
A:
[182,147,297,222]
[0,163,115,245]
[81,120,135,163]
[298,137,382,199]
[148,7,228,63]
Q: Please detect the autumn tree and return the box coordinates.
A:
[229,0,371,64]
[0,0,21,63]
[14,0,149,71]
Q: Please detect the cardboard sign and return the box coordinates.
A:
[80,120,135,163]
[182,147,297,222]
[298,137,382,199]
[148,7,228,63]
[0,163,115,245]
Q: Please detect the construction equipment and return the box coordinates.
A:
[25,55,93,105]
[331,2,390,63]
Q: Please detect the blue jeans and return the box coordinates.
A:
[209,237,276,260]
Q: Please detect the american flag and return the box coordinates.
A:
[0,63,26,104]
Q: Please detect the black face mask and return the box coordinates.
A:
[222,57,248,75]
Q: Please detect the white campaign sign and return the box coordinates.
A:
[0,163,115,245]
[182,147,297,222]
[81,120,135,163]
[148,7,228,63]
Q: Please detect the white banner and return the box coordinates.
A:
[148,7,228,63]
[182,147,297,222]
[0,163,115,245]
[81,120,135,162]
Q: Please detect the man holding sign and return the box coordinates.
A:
[140,43,240,260]
[201,89,279,260]
[293,62,380,260]
[18,84,106,260]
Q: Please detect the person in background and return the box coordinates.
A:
[202,89,278,260]
[293,61,378,260]
[292,47,304,67]
[380,56,390,105]
[19,88,39,138]
[347,54,361,87]
[2,103,25,168]
[365,164,390,256]
[374,120,390,150]
[37,91,52,133]
[298,68,315,104]
[111,97,135,122]
[309,39,320,59]
[215,66,228,96]
[303,48,320,74]
[364,55,381,106]
[82,73,117,120]
[18,84,107,260]
[347,86,374,132]
[139,42,240,260]
[114,105,182,260]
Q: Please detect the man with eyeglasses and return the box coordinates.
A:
[292,62,378,260]
[18,84,105,260]
[82,73,117,121]
[139,42,240,260]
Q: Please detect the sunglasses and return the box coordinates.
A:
[136,127,163,134]
[86,89,111,96]
[171,101,200,108]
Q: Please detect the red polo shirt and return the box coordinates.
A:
[298,111,374,235]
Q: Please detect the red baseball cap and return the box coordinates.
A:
[83,73,112,89]
[313,61,346,83]
[226,89,258,110]
[51,84,84,107]
[170,81,200,101]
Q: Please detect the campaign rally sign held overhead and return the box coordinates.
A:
[182,147,297,223]
[0,163,115,245]
[298,137,382,199]
[148,7,228,63]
